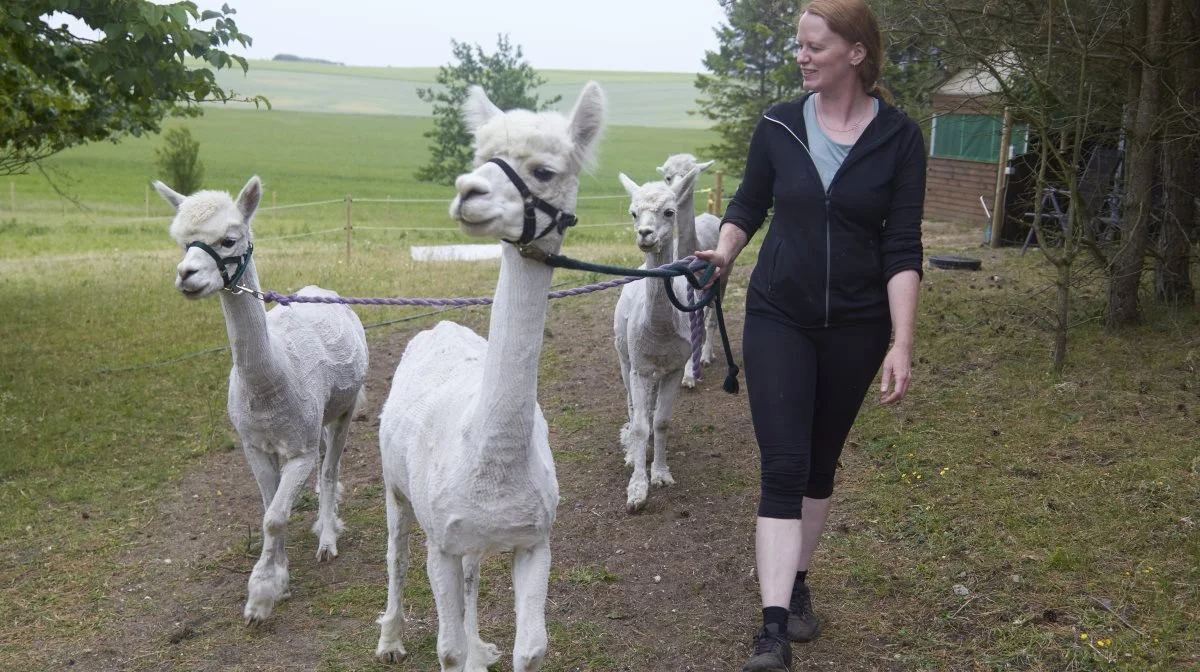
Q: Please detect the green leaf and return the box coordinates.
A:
[200,10,221,21]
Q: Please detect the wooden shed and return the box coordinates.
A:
[924,65,1028,229]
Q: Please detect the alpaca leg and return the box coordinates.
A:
[427,547,468,671]
[245,453,317,625]
[650,375,682,488]
[376,484,413,663]
[615,341,635,464]
[462,554,501,671]
[313,412,351,562]
[625,371,654,513]
[511,541,551,672]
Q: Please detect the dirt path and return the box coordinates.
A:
[75,266,895,671]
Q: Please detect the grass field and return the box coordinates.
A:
[208,60,707,127]
[1,78,1198,669]
[4,107,725,258]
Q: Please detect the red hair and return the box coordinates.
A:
[802,0,888,99]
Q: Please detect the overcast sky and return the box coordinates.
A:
[58,0,730,73]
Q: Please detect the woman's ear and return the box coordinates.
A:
[850,42,866,66]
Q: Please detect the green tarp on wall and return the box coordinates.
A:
[931,114,1028,162]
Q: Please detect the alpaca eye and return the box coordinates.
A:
[220,238,236,248]
[629,211,637,220]
[664,176,674,185]
[664,209,676,218]
[531,167,555,182]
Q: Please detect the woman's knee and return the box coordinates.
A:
[758,453,809,517]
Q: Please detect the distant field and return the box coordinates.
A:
[5,107,731,258]
[211,60,708,127]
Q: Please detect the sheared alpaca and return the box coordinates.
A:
[156,176,368,624]
[374,82,606,671]
[657,154,724,387]
[612,166,702,513]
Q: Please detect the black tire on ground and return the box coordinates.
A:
[928,254,982,271]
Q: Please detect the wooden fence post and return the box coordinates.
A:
[714,170,724,216]
[344,194,352,265]
[989,107,1014,248]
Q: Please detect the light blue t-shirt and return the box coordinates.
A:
[804,95,879,191]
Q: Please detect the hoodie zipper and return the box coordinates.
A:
[764,107,904,327]
[763,114,833,326]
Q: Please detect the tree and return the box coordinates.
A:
[695,0,804,176]
[0,1,261,178]
[1152,0,1198,307]
[155,126,204,195]
[415,35,561,184]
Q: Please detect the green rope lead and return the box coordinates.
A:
[538,251,740,394]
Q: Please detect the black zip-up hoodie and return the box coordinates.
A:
[722,93,926,328]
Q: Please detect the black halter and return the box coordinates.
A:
[487,158,578,247]
[187,240,254,290]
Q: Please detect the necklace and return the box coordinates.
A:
[816,94,868,134]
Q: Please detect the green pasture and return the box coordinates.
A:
[208,60,707,126]
[4,107,726,259]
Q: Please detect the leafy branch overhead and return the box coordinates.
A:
[415,34,562,184]
[0,0,266,176]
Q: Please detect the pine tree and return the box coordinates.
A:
[415,35,561,184]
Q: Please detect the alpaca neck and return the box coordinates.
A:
[643,243,679,329]
[674,189,699,262]
[468,243,556,475]
[218,259,282,387]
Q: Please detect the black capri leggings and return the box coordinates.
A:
[743,311,892,519]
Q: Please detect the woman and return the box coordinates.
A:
[695,1,925,669]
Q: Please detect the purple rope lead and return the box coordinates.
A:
[687,286,703,380]
[259,275,643,307]
[254,258,707,372]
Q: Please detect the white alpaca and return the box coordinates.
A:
[612,166,703,513]
[156,176,368,624]
[374,82,606,671]
[656,154,724,387]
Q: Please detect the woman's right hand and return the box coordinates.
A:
[693,248,729,290]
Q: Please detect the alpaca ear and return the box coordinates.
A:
[463,85,502,133]
[618,172,640,198]
[670,165,701,200]
[696,159,716,174]
[152,180,185,211]
[236,175,262,221]
[655,165,666,176]
[568,81,607,168]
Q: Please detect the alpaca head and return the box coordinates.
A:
[618,166,701,255]
[655,153,715,187]
[449,82,607,254]
[156,176,262,300]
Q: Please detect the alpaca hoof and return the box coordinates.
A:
[701,353,714,366]
[626,498,647,514]
[467,640,502,669]
[650,468,675,487]
[244,602,272,626]
[375,642,408,664]
[681,376,696,389]
[315,542,339,562]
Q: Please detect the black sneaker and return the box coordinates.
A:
[787,582,821,642]
[741,623,792,672]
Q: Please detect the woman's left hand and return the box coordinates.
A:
[879,343,912,404]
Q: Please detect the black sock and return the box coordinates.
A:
[795,570,808,587]
[763,606,789,633]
